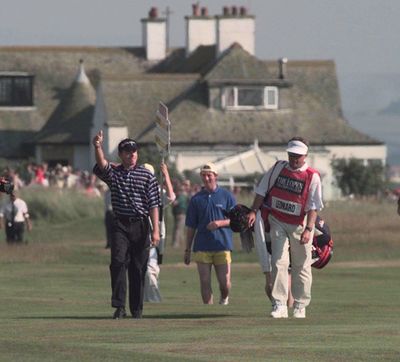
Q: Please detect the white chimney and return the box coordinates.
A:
[278,57,288,79]
[185,4,216,56]
[141,7,166,61]
[216,6,255,56]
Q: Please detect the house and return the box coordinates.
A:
[0,5,386,200]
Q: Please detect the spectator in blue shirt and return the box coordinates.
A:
[184,163,236,305]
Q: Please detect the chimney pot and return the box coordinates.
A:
[240,6,247,16]
[192,3,200,16]
[201,7,208,16]
[149,7,158,19]
[278,58,288,79]
[223,6,230,16]
[231,6,238,16]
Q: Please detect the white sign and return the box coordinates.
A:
[155,102,171,155]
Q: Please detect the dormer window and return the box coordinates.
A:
[0,74,34,107]
[222,86,278,110]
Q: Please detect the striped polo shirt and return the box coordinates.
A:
[93,162,160,218]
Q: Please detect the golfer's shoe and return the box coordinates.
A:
[270,305,288,318]
[113,307,127,320]
[132,310,143,319]
[219,297,229,305]
[293,307,306,318]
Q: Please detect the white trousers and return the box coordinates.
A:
[254,210,272,273]
[269,214,313,308]
[144,247,161,302]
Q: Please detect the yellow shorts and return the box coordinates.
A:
[193,251,232,265]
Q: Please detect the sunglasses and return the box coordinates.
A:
[119,141,138,152]
[288,152,303,158]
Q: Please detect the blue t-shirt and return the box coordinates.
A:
[185,186,236,252]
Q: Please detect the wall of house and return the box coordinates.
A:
[278,87,292,110]
[208,86,222,109]
[326,144,387,165]
[217,16,255,56]
[36,145,74,167]
[107,126,128,161]
[91,84,128,165]
[74,145,90,171]
[142,20,166,61]
[171,143,386,201]
[186,17,216,55]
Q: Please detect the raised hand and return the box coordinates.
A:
[92,130,103,147]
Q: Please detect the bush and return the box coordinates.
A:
[331,158,386,197]
[18,188,103,223]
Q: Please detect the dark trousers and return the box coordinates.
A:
[6,222,25,243]
[104,210,115,248]
[110,217,150,315]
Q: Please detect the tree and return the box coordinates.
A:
[331,158,386,197]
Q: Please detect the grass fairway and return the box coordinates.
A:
[0,201,399,361]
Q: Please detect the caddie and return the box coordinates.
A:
[247,137,324,319]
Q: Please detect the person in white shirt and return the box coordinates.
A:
[247,137,323,319]
[143,162,176,303]
[0,192,32,243]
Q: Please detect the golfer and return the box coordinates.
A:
[93,130,160,319]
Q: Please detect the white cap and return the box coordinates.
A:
[143,163,155,175]
[200,162,218,175]
[286,140,308,155]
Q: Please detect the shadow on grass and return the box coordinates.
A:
[17,313,232,320]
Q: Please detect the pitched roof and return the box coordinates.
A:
[0,46,149,130]
[0,46,148,150]
[0,44,381,159]
[100,74,198,139]
[136,51,379,146]
[33,62,96,144]
[149,45,216,74]
[203,43,273,82]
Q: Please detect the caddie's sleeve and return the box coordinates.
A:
[254,171,272,197]
[305,173,324,212]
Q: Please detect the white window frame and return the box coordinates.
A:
[222,86,278,110]
[264,86,278,110]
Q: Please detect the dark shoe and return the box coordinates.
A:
[113,307,127,319]
[132,310,142,319]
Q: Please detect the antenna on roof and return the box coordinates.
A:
[163,6,173,50]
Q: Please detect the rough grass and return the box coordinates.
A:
[0,196,399,361]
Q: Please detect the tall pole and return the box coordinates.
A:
[163,6,173,50]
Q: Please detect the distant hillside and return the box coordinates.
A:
[339,72,400,166]
[378,99,400,115]
[340,72,400,114]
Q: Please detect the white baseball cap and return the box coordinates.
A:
[200,162,218,175]
[143,163,155,175]
[286,140,308,155]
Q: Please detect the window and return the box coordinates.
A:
[222,86,278,110]
[0,75,34,107]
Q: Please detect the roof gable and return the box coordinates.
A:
[34,63,96,144]
[203,43,272,82]
[100,75,198,139]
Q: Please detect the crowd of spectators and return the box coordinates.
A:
[1,162,101,197]
[1,163,209,202]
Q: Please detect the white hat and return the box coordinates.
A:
[286,140,308,155]
[143,163,155,175]
[200,162,218,175]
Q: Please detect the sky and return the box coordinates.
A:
[1,0,398,76]
[1,0,399,162]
